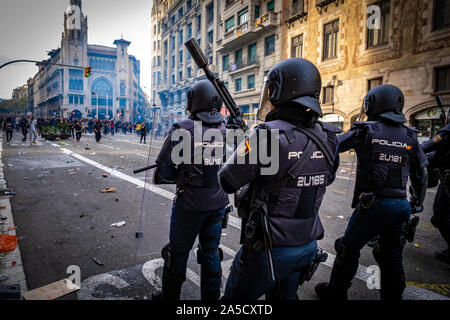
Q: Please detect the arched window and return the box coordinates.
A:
[91,78,113,107]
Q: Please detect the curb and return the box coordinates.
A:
[0,136,27,293]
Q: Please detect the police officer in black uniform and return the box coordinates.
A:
[153,80,229,300]
[422,121,450,264]
[315,84,428,300]
[218,58,341,300]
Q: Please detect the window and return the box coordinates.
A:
[248,75,255,89]
[187,66,192,78]
[235,49,243,66]
[187,23,192,39]
[179,71,183,81]
[435,66,450,92]
[208,30,213,44]
[207,3,214,24]
[179,50,183,63]
[238,7,249,25]
[267,1,275,12]
[368,77,383,91]
[187,0,192,10]
[224,81,229,89]
[367,0,390,48]
[223,55,229,71]
[179,30,183,45]
[323,20,339,60]
[434,0,450,30]
[178,7,183,19]
[225,17,235,32]
[171,55,175,68]
[170,15,176,27]
[73,59,79,66]
[292,0,305,15]
[255,5,260,18]
[248,43,257,64]
[171,35,176,51]
[172,74,175,85]
[265,35,276,56]
[292,34,303,58]
[197,15,202,33]
[323,86,334,104]
[235,78,242,92]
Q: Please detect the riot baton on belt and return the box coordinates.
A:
[184,38,248,131]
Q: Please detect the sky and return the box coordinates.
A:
[0,0,153,99]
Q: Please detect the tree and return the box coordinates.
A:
[0,96,28,114]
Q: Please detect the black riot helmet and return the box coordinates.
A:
[362,84,406,123]
[257,58,322,121]
[186,80,224,124]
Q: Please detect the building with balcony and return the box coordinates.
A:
[216,0,282,119]
[151,0,221,131]
[28,0,147,121]
[281,0,450,135]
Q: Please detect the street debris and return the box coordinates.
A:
[160,202,168,206]
[7,226,17,231]
[0,206,7,210]
[92,257,104,266]
[18,152,25,155]
[102,174,108,178]
[110,221,126,227]
[115,198,119,202]
[100,188,117,193]
[0,234,18,253]
[337,215,344,219]
[59,142,67,146]
[414,243,420,248]
[90,152,96,155]
[22,279,80,300]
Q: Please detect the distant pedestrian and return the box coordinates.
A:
[29,116,38,145]
[74,120,82,142]
[20,117,29,142]
[140,122,147,144]
[5,117,13,144]
[94,119,102,143]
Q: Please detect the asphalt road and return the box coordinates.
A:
[2,130,449,300]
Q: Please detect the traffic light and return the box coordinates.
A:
[84,67,92,78]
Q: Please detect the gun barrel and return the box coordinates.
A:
[184,39,208,69]
[133,164,157,174]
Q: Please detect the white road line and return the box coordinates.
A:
[49,142,373,286]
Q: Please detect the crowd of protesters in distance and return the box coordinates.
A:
[0,114,165,145]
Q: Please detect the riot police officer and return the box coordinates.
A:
[315,84,428,300]
[153,80,229,300]
[218,58,341,300]
[422,121,450,264]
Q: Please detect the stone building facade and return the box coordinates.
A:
[281,0,450,136]
[216,0,282,123]
[29,0,147,121]
[12,85,28,101]
[151,0,222,130]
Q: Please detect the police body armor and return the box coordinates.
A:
[351,121,420,208]
[173,119,229,212]
[239,119,340,248]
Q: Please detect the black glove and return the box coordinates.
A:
[409,198,423,214]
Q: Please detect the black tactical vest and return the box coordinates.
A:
[254,120,340,247]
[174,119,229,212]
[353,121,419,204]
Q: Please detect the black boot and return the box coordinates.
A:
[152,267,184,300]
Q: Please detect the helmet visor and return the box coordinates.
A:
[257,76,275,121]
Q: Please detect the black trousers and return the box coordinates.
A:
[95,132,101,142]
[140,134,146,143]
[432,182,450,249]
[76,131,82,142]
[6,130,12,142]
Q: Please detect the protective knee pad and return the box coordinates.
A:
[197,245,223,264]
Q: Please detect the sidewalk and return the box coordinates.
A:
[0,135,27,294]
